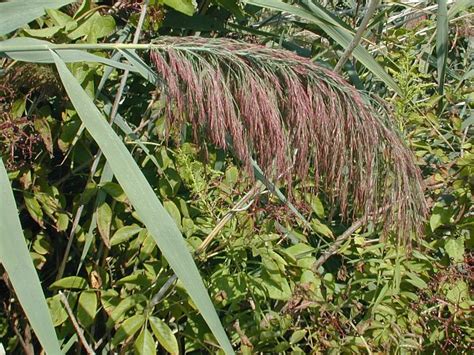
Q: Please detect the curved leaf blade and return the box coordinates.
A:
[0,158,61,354]
[0,38,136,72]
[0,0,75,36]
[436,0,448,94]
[50,51,234,355]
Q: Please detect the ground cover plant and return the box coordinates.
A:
[0,0,472,354]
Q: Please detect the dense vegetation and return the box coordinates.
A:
[0,0,472,354]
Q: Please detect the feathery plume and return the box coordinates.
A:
[150,37,427,242]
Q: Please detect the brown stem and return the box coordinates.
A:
[59,292,94,355]
[312,205,390,272]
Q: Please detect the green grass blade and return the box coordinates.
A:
[0,158,61,355]
[0,0,75,36]
[0,38,136,72]
[245,0,402,95]
[50,51,234,355]
[119,48,161,85]
[436,0,448,94]
[251,159,311,228]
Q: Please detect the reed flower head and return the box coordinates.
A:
[150,37,427,242]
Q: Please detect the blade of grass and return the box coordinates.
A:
[70,2,150,275]
[251,159,312,228]
[436,0,448,94]
[1,38,137,72]
[50,50,234,354]
[0,0,75,36]
[334,0,379,73]
[0,158,61,355]
[119,48,161,85]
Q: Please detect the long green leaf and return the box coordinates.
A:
[245,0,402,95]
[50,50,234,355]
[119,48,161,85]
[0,38,136,72]
[436,0,448,94]
[0,158,61,355]
[0,0,75,36]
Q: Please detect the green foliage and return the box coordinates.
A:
[0,0,472,354]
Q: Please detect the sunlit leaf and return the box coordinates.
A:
[0,0,75,36]
[149,316,179,355]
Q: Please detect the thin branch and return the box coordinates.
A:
[59,292,94,355]
[312,205,390,272]
[334,0,379,73]
[196,183,264,255]
[311,217,367,272]
[149,274,178,307]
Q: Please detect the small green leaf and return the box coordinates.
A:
[100,182,128,202]
[149,316,179,355]
[406,272,428,290]
[68,12,115,42]
[24,193,44,227]
[46,9,75,28]
[47,295,68,327]
[224,166,239,188]
[135,327,156,355]
[289,329,306,344]
[430,205,452,231]
[311,219,333,237]
[163,0,197,16]
[32,233,51,255]
[105,294,147,329]
[97,202,112,248]
[77,290,97,327]
[445,237,465,263]
[110,225,143,246]
[443,280,470,311]
[112,314,145,346]
[163,200,181,228]
[139,234,157,260]
[10,96,26,118]
[310,196,325,218]
[34,117,53,156]
[50,276,88,290]
[24,25,62,38]
[56,212,69,232]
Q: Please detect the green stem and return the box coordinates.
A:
[0,43,153,52]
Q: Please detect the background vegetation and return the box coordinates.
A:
[0,0,472,354]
